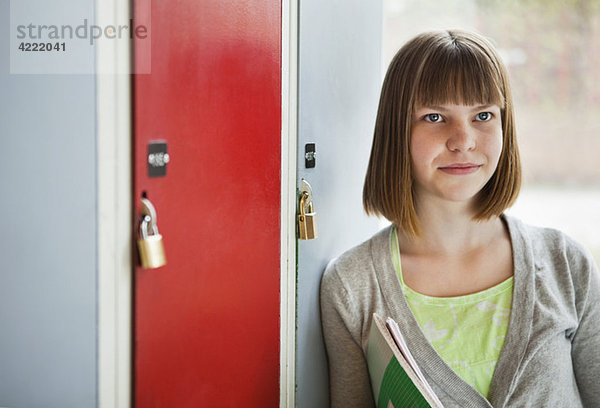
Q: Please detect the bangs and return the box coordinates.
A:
[414,41,505,109]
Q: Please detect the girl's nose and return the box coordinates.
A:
[446,123,476,152]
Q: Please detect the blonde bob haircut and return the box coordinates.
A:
[363,29,521,237]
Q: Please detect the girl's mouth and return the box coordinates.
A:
[438,163,482,175]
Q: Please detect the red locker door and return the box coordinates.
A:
[133,1,281,406]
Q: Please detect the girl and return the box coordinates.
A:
[320,30,600,407]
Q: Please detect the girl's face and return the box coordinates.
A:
[409,103,503,208]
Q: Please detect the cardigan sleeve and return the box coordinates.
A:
[320,261,376,408]
[569,243,600,407]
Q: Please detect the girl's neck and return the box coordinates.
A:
[399,198,505,257]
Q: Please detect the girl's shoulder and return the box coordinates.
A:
[504,214,598,286]
[505,214,594,262]
[323,225,392,275]
[321,225,394,295]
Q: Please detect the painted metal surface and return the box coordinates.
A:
[296,0,383,406]
[0,0,97,406]
[134,0,281,406]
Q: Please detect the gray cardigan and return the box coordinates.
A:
[320,215,600,407]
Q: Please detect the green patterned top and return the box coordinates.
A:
[391,227,513,398]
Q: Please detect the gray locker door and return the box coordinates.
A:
[0,0,97,406]
[296,2,383,406]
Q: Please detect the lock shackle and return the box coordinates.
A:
[140,197,159,232]
[299,191,313,216]
[140,214,159,239]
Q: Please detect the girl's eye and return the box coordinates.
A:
[424,113,443,123]
[475,112,493,121]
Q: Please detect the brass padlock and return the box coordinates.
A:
[298,192,318,240]
[138,215,167,269]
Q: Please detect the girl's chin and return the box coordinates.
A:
[425,186,483,201]
[437,182,491,203]
[415,193,481,209]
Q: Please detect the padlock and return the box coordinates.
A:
[137,215,167,269]
[298,192,318,240]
